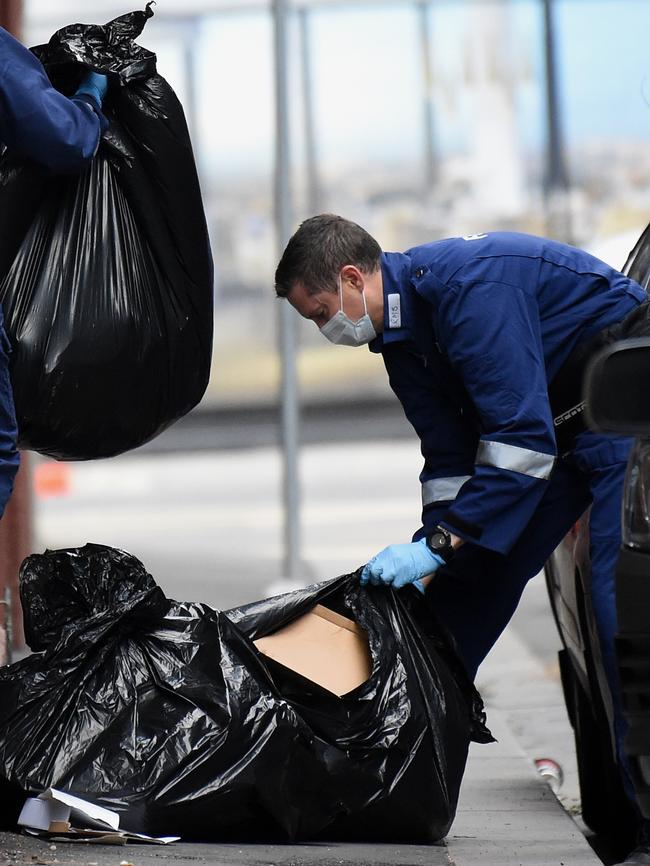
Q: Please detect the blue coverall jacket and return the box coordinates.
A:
[371,232,645,555]
[0,26,104,172]
[0,27,106,513]
[370,232,645,718]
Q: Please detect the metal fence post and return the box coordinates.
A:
[273,0,301,582]
[542,0,571,241]
[299,7,321,215]
[417,0,437,194]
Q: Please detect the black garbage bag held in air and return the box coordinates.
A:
[0,544,493,843]
[0,5,213,460]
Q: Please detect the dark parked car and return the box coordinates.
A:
[545,225,650,859]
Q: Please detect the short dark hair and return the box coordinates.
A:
[275,214,382,298]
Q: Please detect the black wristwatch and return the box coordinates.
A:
[426,525,455,563]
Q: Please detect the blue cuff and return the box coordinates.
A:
[75,71,108,106]
[71,94,109,134]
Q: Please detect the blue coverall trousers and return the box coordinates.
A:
[425,429,633,793]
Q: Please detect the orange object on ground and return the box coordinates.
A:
[34,461,72,498]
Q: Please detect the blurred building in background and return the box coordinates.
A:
[10,0,649,622]
[24,0,650,411]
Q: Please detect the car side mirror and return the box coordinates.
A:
[585,338,650,434]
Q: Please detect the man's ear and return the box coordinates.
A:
[340,265,364,293]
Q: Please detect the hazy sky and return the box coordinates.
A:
[186,0,650,178]
[27,0,650,178]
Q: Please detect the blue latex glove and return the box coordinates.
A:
[360,538,445,590]
[74,71,108,107]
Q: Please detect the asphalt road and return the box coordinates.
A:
[131,397,417,454]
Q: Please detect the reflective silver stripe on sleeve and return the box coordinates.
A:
[476,440,555,480]
[422,476,472,507]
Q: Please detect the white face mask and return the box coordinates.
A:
[319,276,377,347]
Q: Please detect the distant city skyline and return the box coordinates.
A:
[25,0,650,181]
[188,0,650,179]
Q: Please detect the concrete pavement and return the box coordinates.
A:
[448,626,599,865]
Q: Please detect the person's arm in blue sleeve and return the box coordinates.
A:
[433,274,557,555]
[0,27,108,173]
[0,318,19,517]
[361,372,473,588]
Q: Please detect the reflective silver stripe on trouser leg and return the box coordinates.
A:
[476,440,555,480]
[421,476,472,507]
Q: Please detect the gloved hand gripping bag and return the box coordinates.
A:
[0,5,214,459]
[0,544,493,843]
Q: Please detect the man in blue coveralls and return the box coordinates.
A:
[275,214,649,864]
[0,26,108,515]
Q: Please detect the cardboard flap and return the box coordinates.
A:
[254,604,372,697]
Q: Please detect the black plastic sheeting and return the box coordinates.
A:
[0,6,213,460]
[0,544,493,843]
[624,220,650,291]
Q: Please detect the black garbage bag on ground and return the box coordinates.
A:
[0,544,492,843]
[0,6,213,460]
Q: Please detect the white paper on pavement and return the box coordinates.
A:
[18,788,179,844]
